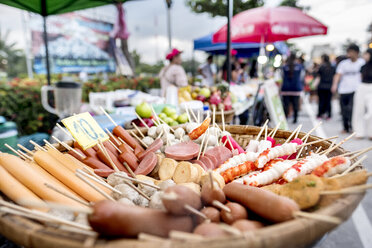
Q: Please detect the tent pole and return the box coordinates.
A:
[226,0,233,84]
[42,16,51,85]
[166,0,172,49]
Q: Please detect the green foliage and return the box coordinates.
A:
[185,0,264,17]
[0,29,27,78]
[280,0,308,10]
[0,78,58,135]
[131,50,164,75]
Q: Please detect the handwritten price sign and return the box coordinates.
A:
[62,112,109,150]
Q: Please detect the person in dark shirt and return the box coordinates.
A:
[352,48,372,139]
[281,53,304,124]
[314,54,335,119]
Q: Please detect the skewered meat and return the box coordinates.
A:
[312,156,351,177]
[255,143,297,169]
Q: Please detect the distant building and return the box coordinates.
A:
[311,44,336,63]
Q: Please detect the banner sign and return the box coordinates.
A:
[264,79,289,130]
[30,13,116,74]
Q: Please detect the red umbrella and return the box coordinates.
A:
[212,6,327,43]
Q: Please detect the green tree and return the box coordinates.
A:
[280,0,309,11]
[0,29,27,78]
[185,0,264,17]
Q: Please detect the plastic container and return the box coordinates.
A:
[0,116,18,153]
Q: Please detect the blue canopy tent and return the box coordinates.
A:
[193,33,289,57]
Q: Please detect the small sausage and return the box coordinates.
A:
[162,185,202,216]
[138,139,163,160]
[119,152,139,171]
[223,183,299,223]
[89,201,193,237]
[232,219,263,232]
[96,149,128,173]
[193,222,229,238]
[134,145,143,157]
[118,142,133,154]
[68,149,85,162]
[197,207,220,224]
[113,126,145,152]
[74,141,97,158]
[94,169,115,177]
[83,157,111,170]
[201,183,226,206]
[103,141,120,157]
[134,152,157,175]
[220,202,248,224]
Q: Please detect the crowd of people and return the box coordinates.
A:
[281,44,372,139]
[159,45,372,139]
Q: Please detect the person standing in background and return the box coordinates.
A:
[159,48,188,99]
[331,44,365,133]
[352,48,372,139]
[198,55,216,87]
[314,54,335,120]
[281,53,304,124]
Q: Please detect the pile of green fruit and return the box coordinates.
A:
[158,106,188,127]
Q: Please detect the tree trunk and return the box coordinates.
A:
[120,39,135,75]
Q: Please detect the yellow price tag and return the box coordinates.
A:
[62,112,109,150]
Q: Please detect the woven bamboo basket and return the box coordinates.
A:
[0,125,365,248]
[213,109,235,124]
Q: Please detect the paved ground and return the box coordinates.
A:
[287,96,372,248]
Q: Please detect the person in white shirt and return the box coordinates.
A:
[198,55,216,87]
[331,44,365,133]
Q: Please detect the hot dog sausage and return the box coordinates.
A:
[113,126,144,152]
[88,200,193,237]
[197,207,220,224]
[134,152,157,175]
[119,152,139,171]
[68,148,85,162]
[232,219,263,232]
[201,183,226,206]
[96,149,128,173]
[83,156,111,170]
[138,138,163,160]
[118,142,133,154]
[162,185,202,216]
[94,169,115,178]
[103,140,120,157]
[223,183,299,223]
[220,202,248,224]
[74,141,97,158]
[193,222,229,238]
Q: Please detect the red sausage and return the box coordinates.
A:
[74,141,97,158]
[138,139,163,160]
[103,141,120,157]
[89,201,193,238]
[94,169,114,177]
[134,146,143,157]
[162,185,202,216]
[165,141,199,160]
[118,142,133,154]
[96,149,128,173]
[83,157,111,170]
[134,152,157,175]
[119,152,139,171]
[68,149,85,162]
[223,183,299,223]
[113,126,144,152]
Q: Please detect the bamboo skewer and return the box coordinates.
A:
[184,107,192,124]
[130,131,148,148]
[169,230,204,241]
[82,166,106,183]
[212,200,231,213]
[284,124,302,143]
[343,146,372,158]
[341,155,367,175]
[97,140,120,172]
[76,169,122,195]
[108,140,122,154]
[184,204,208,220]
[124,181,151,201]
[321,183,372,195]
[44,183,90,207]
[118,137,134,151]
[132,123,145,138]
[268,121,280,138]
[349,147,372,160]
[218,224,242,236]
[296,135,309,160]
[197,131,208,160]
[100,107,118,126]
[56,123,76,141]
[0,200,92,230]
[315,146,323,154]
[135,113,150,130]
[321,133,356,156]
[187,105,198,123]
[138,233,166,242]
[150,106,161,126]
[296,136,338,149]
[75,172,115,201]
[4,144,24,159]
[105,128,121,146]
[255,119,269,141]
[264,126,268,140]
[52,136,86,159]
[115,174,160,190]
[17,144,34,156]
[43,139,58,150]
[212,105,216,127]
[30,140,47,152]
[17,150,33,161]
[293,211,342,225]
[201,129,210,157]
[221,108,225,132]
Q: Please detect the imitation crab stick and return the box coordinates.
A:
[33,150,106,202]
[0,153,85,207]
[0,166,48,211]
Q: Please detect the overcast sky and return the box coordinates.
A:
[0,0,371,64]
